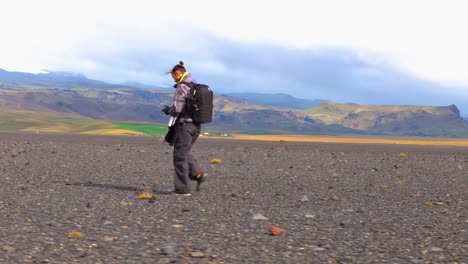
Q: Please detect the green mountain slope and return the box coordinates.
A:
[2,68,468,137]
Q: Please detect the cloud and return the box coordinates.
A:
[1,1,467,114]
[3,0,468,85]
[45,28,468,115]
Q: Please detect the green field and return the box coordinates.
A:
[111,122,167,136]
[0,111,167,136]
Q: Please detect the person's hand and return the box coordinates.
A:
[162,105,171,115]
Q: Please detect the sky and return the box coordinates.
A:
[1,0,468,114]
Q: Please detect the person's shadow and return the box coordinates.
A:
[68,181,173,195]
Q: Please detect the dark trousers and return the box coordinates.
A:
[173,122,201,193]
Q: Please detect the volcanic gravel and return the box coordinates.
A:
[0,132,467,263]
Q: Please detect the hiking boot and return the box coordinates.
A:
[194,173,208,191]
[175,191,191,197]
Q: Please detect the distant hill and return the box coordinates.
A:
[0,88,173,123]
[226,92,323,109]
[301,101,468,137]
[211,95,361,134]
[0,68,126,89]
[2,68,468,137]
[122,81,166,90]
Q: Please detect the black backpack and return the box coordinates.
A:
[182,82,214,124]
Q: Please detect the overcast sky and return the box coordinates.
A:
[1,0,467,113]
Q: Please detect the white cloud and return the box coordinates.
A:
[187,0,468,86]
[1,0,468,89]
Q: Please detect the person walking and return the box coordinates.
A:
[162,61,207,196]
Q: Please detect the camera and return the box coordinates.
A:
[162,105,172,115]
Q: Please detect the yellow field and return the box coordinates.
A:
[22,125,76,133]
[81,129,145,136]
[22,125,146,136]
[231,134,468,147]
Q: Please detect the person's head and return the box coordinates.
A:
[170,61,186,83]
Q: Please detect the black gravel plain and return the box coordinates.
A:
[0,132,467,263]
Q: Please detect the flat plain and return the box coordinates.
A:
[0,132,467,263]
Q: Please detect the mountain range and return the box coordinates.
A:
[1,68,468,138]
[224,93,324,109]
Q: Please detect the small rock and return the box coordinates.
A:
[160,246,176,255]
[312,246,326,251]
[252,213,268,220]
[430,247,444,252]
[338,220,351,226]
[2,245,16,253]
[9,149,17,157]
[210,158,222,164]
[103,236,116,242]
[190,251,205,258]
[68,231,84,238]
[425,201,433,207]
[305,214,315,219]
[269,225,284,236]
[300,195,309,202]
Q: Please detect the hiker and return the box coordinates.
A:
[162,61,207,196]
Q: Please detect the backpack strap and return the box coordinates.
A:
[180,82,197,101]
[180,81,194,88]
[173,81,194,88]
[177,82,196,118]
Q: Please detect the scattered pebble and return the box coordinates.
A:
[430,247,444,252]
[1,134,465,263]
[2,245,16,253]
[190,251,205,258]
[269,225,284,236]
[68,231,84,238]
[160,246,176,255]
[252,213,268,220]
